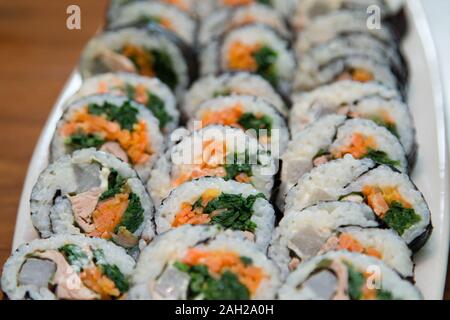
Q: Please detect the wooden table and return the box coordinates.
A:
[0,0,449,300]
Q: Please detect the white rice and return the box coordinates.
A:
[156,177,275,251]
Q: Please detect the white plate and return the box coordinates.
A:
[11,0,449,299]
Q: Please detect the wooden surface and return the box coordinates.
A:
[0,0,449,300]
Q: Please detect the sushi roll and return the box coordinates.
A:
[51,94,164,181]
[199,0,297,18]
[285,155,432,250]
[293,30,406,93]
[269,201,413,278]
[289,81,415,158]
[294,54,400,93]
[183,72,287,117]
[291,0,392,31]
[199,3,289,46]
[295,11,398,55]
[79,27,195,97]
[108,1,197,46]
[108,0,199,21]
[129,225,281,300]
[200,24,296,95]
[147,125,277,205]
[71,73,179,134]
[156,177,275,251]
[280,115,408,200]
[1,235,135,300]
[31,148,155,249]
[187,95,290,155]
[278,251,422,300]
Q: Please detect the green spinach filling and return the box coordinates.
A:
[59,244,90,272]
[345,263,394,300]
[64,132,105,149]
[252,46,278,87]
[367,116,399,138]
[363,148,401,167]
[383,201,421,236]
[93,249,129,294]
[238,113,272,137]
[174,262,250,300]
[194,192,265,232]
[150,49,178,91]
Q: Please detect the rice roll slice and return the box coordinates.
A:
[199,0,297,17]
[1,235,135,300]
[129,225,281,300]
[31,148,155,249]
[290,81,415,158]
[280,115,408,201]
[200,24,296,95]
[295,11,398,55]
[108,1,197,46]
[188,95,290,154]
[147,125,277,205]
[199,3,289,46]
[278,251,422,300]
[291,0,393,31]
[294,54,400,93]
[285,156,432,250]
[71,73,179,134]
[183,72,287,117]
[269,201,413,278]
[52,94,164,181]
[156,177,275,251]
[79,27,194,98]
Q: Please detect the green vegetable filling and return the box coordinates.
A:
[99,169,126,201]
[201,193,265,232]
[252,46,278,87]
[174,262,250,300]
[59,244,89,272]
[238,113,272,137]
[88,100,139,131]
[64,132,105,149]
[151,50,178,91]
[345,263,394,300]
[383,201,421,236]
[93,249,129,294]
[363,148,401,167]
[115,193,145,234]
[223,152,253,181]
[367,116,399,138]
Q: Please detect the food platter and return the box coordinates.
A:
[10,0,449,299]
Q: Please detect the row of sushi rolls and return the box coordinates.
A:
[1,0,433,300]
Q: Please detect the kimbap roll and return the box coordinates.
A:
[199,0,297,18]
[52,94,164,181]
[129,225,281,300]
[1,235,135,300]
[278,251,422,300]
[289,81,415,158]
[156,177,275,250]
[280,115,408,201]
[31,149,155,249]
[200,24,296,94]
[108,1,197,46]
[148,125,277,205]
[269,201,413,278]
[183,72,287,117]
[285,156,432,250]
[71,73,179,134]
[80,27,194,97]
[199,3,289,46]
[187,95,290,155]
